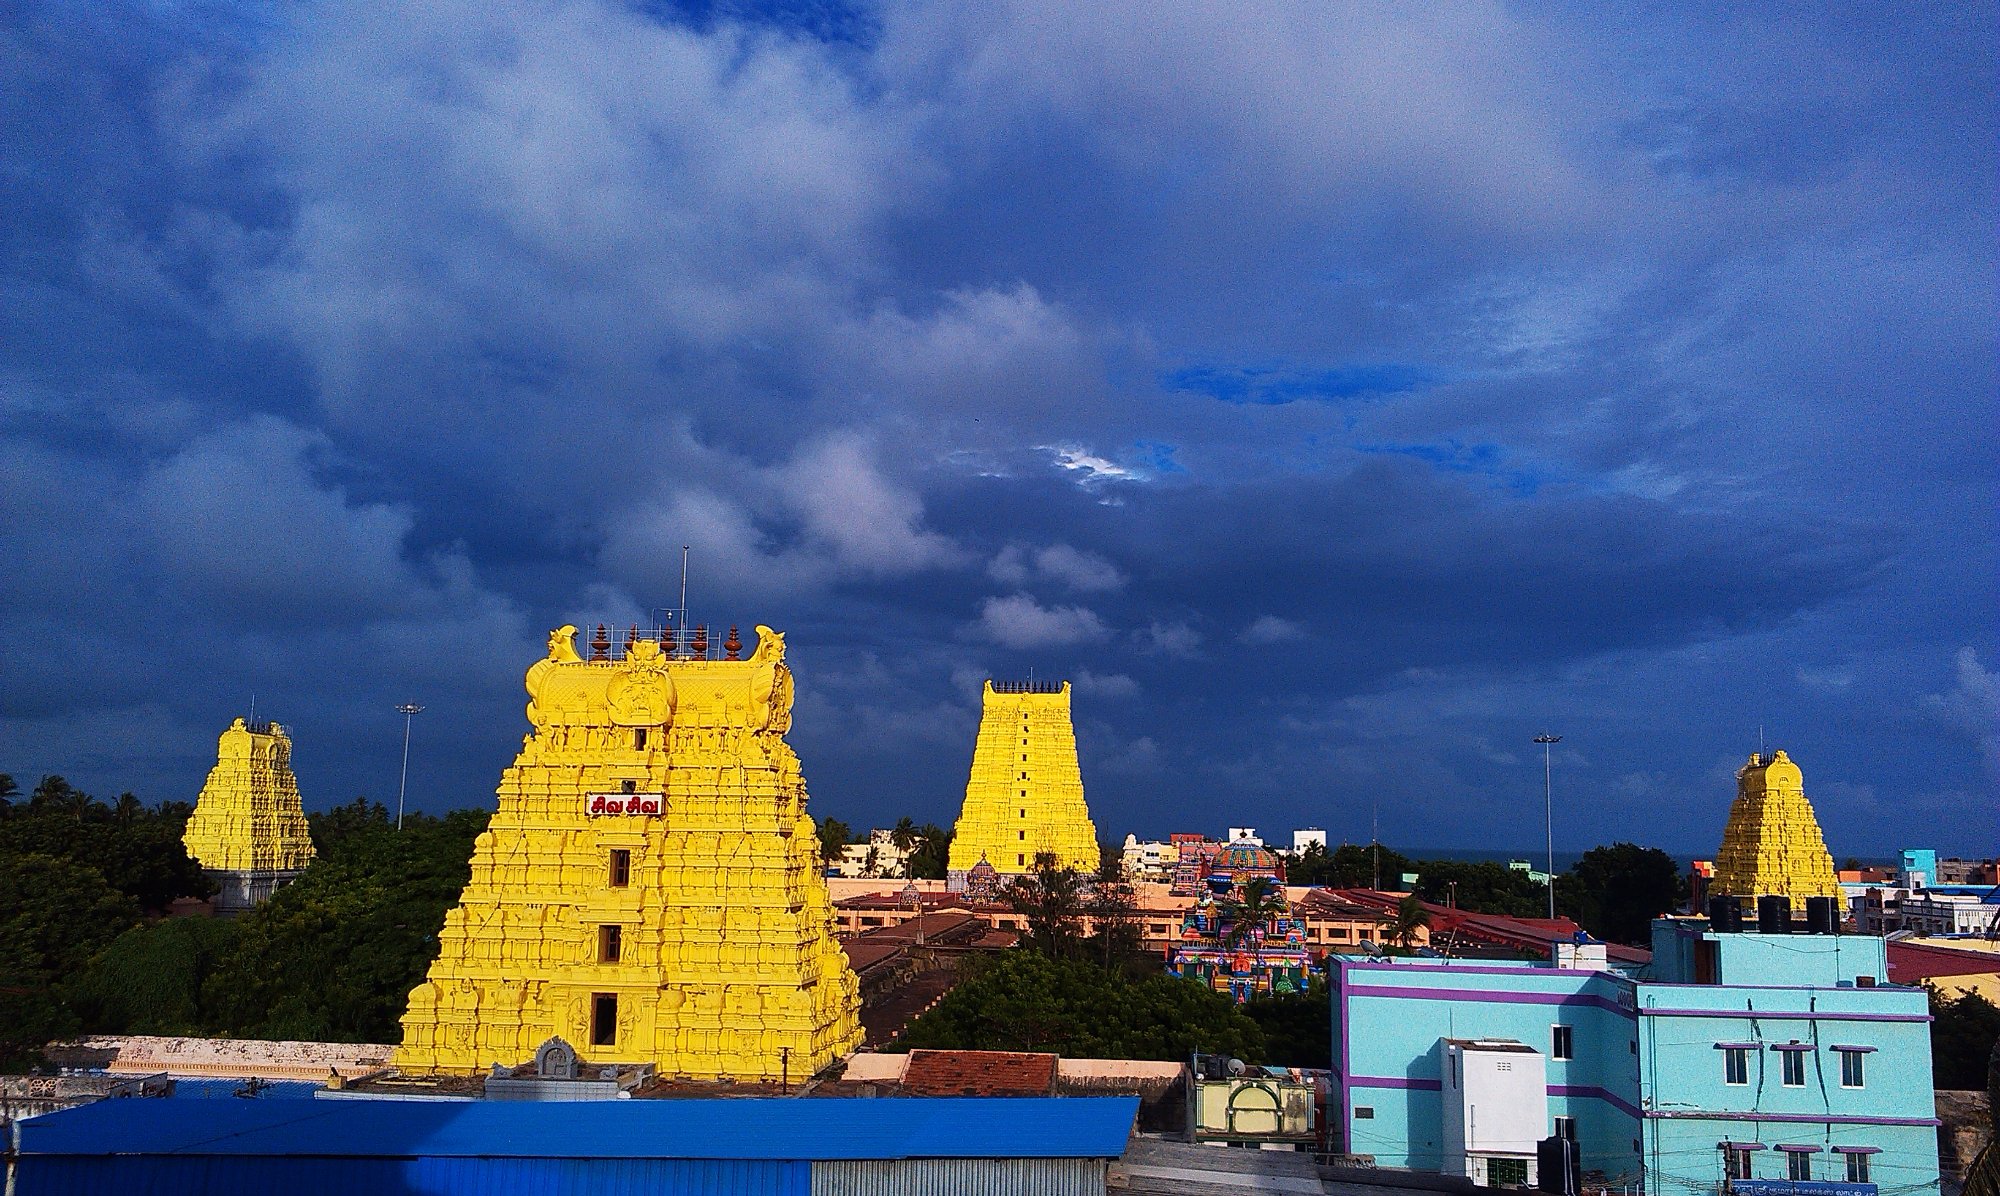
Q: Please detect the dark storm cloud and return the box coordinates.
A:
[0,0,1991,853]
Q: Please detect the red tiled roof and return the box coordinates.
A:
[899,1049,1057,1096]
[1886,940,2000,984]
[840,941,907,976]
[1328,889,1651,964]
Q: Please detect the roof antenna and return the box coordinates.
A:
[249,693,256,726]
[1758,724,1765,756]
[679,545,690,632]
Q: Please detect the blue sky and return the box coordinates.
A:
[2,1,1993,855]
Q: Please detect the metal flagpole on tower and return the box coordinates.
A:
[396,703,425,830]
[1535,733,1561,921]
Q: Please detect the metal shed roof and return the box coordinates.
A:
[17,1096,1138,1161]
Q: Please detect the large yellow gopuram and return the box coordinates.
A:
[1711,749,1841,904]
[394,623,861,1080]
[947,680,1099,880]
[182,718,315,913]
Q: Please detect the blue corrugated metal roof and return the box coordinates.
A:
[165,1078,322,1099]
[17,1096,1138,1161]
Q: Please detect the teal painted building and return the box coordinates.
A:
[1331,923,1939,1195]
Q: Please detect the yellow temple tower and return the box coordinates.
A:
[1711,749,1842,905]
[394,622,862,1080]
[946,680,1099,881]
[181,718,316,914]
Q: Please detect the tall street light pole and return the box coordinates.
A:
[1534,733,1561,922]
[396,703,425,830]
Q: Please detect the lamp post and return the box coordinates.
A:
[1534,733,1561,921]
[395,703,425,830]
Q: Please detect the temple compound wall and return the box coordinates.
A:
[181,718,315,915]
[394,623,862,1081]
[947,680,1099,881]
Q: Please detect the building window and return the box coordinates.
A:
[1786,1151,1813,1182]
[1551,1025,1574,1061]
[1019,831,1026,840]
[1019,809,1027,818]
[598,924,622,963]
[1017,854,1024,866]
[608,849,631,888]
[1780,1050,1807,1087]
[1725,1148,1754,1181]
[590,994,617,1047]
[1839,1050,1866,1088]
[1489,1158,1529,1186]
[620,778,636,795]
[1845,1153,1871,1183]
[1353,1106,1374,1119]
[1723,1047,1749,1086]
[633,728,648,750]
[1554,1116,1576,1141]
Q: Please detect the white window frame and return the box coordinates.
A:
[1779,1049,1807,1087]
[1551,1024,1574,1061]
[1723,1047,1750,1086]
[1844,1153,1871,1183]
[1786,1151,1814,1182]
[1838,1049,1866,1088]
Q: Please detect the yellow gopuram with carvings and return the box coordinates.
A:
[394,623,861,1080]
[947,680,1099,880]
[182,719,315,912]
[1711,749,1841,904]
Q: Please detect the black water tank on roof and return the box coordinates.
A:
[1707,894,1741,932]
[1805,895,1840,934]
[1756,894,1792,933]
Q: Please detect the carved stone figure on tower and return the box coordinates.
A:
[393,623,862,1080]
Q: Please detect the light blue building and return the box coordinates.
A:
[1331,925,1939,1195]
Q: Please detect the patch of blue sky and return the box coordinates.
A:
[1163,361,1440,406]
[1357,439,1557,496]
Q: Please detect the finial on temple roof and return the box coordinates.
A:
[590,624,610,661]
[724,626,742,660]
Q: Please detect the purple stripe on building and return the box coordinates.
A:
[1638,1009,1930,1024]
[1548,1085,1644,1120]
[1646,1110,1941,1128]
[1341,962,1628,980]
[1347,984,1636,1018]
[1351,1076,1444,1091]
[1336,959,1353,1154]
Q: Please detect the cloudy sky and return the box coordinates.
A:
[3,1,1993,856]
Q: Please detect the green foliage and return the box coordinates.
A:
[903,823,953,879]
[895,951,1266,1061]
[0,777,212,911]
[1005,852,1091,962]
[1243,977,1332,1068]
[815,816,853,865]
[1393,892,1432,947]
[1288,841,1413,888]
[201,808,489,1042]
[65,917,241,1035]
[1558,843,1684,944]
[1930,986,2000,1091]
[1410,859,1550,919]
[0,853,136,1068]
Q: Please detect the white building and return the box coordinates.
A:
[1291,828,1327,854]
[1440,1038,1547,1187]
[829,828,918,879]
[1120,834,1179,882]
[1227,827,1263,846]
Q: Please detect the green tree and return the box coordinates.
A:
[1410,859,1550,919]
[1086,871,1146,972]
[0,854,138,1067]
[889,817,918,853]
[1244,977,1333,1068]
[1005,852,1090,961]
[202,808,489,1042]
[904,823,953,879]
[1392,892,1432,948]
[815,816,853,866]
[65,917,241,1035]
[895,951,1265,1061]
[1560,843,1684,944]
[1297,841,1414,889]
[1931,986,2000,1091]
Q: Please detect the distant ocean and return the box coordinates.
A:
[1403,847,1589,872]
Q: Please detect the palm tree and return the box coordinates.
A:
[1223,875,1286,987]
[1393,892,1432,949]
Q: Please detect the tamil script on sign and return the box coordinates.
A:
[586,793,663,816]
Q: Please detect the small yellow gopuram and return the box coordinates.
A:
[394,623,861,1080]
[947,680,1099,881]
[1711,749,1841,904]
[182,718,315,913]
